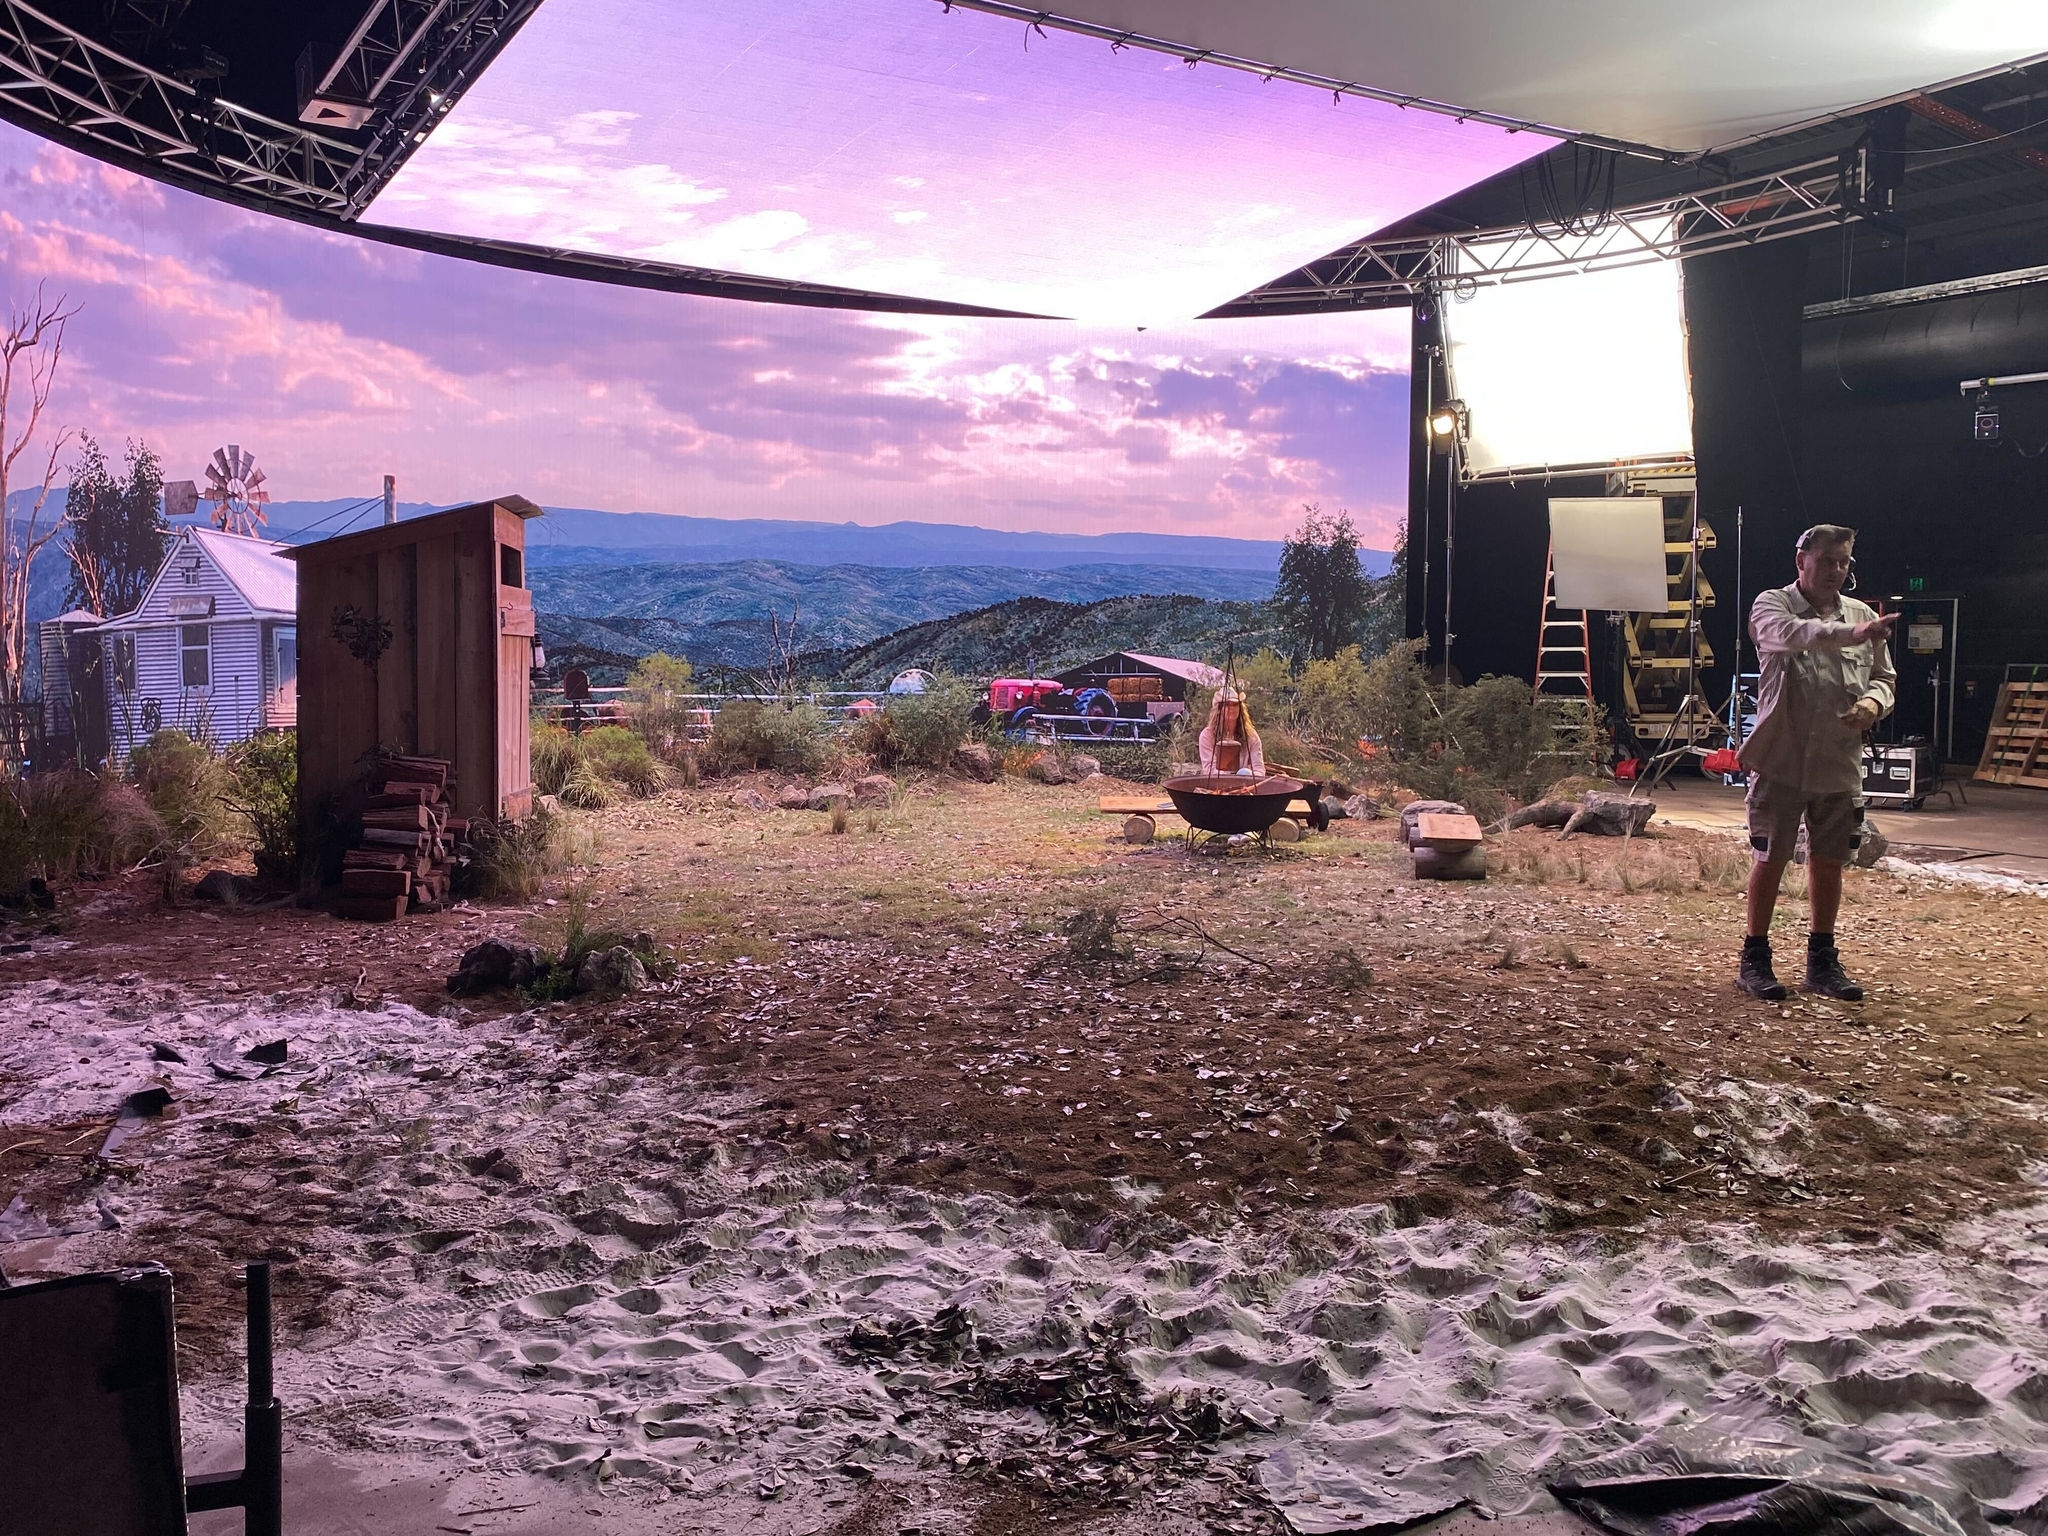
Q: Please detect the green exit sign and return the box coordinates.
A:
[1907,576,1926,592]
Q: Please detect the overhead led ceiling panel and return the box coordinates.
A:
[364,0,1545,323]
[990,0,2048,153]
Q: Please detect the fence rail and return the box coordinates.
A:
[531,689,896,740]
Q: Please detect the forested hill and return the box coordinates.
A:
[810,593,1285,688]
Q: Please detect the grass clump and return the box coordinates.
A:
[462,807,587,900]
[531,722,668,806]
[128,730,237,862]
[0,771,162,894]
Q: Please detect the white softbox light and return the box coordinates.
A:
[1548,497,1669,613]
[1443,231,1694,478]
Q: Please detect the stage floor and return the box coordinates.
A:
[1652,774,2048,884]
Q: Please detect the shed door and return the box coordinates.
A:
[272,627,297,722]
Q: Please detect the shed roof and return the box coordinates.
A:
[1059,651,1225,687]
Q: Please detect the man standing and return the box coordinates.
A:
[1736,525,1898,1001]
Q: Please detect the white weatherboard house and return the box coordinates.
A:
[96,526,297,762]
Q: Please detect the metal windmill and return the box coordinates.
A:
[202,444,271,536]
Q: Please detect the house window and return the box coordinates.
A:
[180,624,211,688]
[499,545,523,588]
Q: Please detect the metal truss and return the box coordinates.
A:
[305,0,458,115]
[0,0,538,220]
[1218,157,1856,314]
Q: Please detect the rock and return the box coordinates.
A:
[1398,799,1468,849]
[1320,797,1349,821]
[1026,753,1067,786]
[536,793,563,816]
[728,788,772,812]
[242,1038,288,1065]
[808,783,852,811]
[775,784,811,811]
[1561,791,1656,838]
[447,936,548,995]
[1413,844,1487,880]
[1068,755,1102,780]
[147,1041,187,1064]
[575,945,648,994]
[1854,816,1889,868]
[952,742,999,782]
[1342,794,1383,821]
[191,869,255,905]
[1169,761,1201,780]
[853,774,895,809]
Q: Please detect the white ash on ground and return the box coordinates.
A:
[4,979,2047,1534]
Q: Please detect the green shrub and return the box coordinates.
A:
[1085,741,1171,783]
[559,762,620,810]
[224,732,298,884]
[579,725,667,796]
[705,698,827,775]
[0,771,162,892]
[128,730,237,860]
[854,674,975,769]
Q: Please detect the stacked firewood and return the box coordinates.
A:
[336,754,469,921]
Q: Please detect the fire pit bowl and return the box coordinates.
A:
[1161,774,1307,836]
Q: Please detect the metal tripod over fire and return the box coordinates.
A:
[204,444,271,536]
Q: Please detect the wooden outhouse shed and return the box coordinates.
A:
[287,497,540,827]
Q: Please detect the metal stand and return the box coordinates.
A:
[185,1262,283,1536]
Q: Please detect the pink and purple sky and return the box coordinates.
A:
[0,4,1547,547]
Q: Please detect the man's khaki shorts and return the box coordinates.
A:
[1746,773,1862,864]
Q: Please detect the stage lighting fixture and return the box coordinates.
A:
[1429,400,1468,448]
[1975,390,2001,443]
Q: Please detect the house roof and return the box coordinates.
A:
[96,526,297,628]
[193,528,297,616]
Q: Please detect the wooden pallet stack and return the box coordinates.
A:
[1975,674,2048,789]
[336,754,469,921]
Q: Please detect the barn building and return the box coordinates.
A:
[93,527,298,764]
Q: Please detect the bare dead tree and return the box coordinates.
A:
[0,285,79,706]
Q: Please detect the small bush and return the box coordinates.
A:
[559,762,620,810]
[705,699,827,775]
[1086,741,1171,783]
[873,674,976,769]
[0,771,162,891]
[223,731,298,884]
[128,730,237,860]
[580,725,667,796]
[462,807,581,901]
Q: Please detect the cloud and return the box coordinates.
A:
[0,123,1410,541]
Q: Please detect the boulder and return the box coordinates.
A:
[1026,753,1067,786]
[1853,816,1889,869]
[952,742,999,782]
[808,783,852,811]
[1341,794,1383,822]
[1067,755,1102,781]
[1561,791,1656,839]
[775,784,812,811]
[853,774,895,809]
[575,944,648,994]
[535,793,563,816]
[447,936,548,995]
[728,788,772,812]
[1169,761,1202,780]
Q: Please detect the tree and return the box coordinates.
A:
[64,435,166,617]
[1356,529,1409,661]
[1272,504,1370,663]
[626,650,693,703]
[0,286,77,706]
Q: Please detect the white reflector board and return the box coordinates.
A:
[1548,498,1669,614]
[1444,235,1694,479]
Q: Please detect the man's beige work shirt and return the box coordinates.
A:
[1737,583,1897,795]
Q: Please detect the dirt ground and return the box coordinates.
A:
[5,770,2047,1529]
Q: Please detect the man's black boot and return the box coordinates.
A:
[1805,934,1865,1001]
[1737,936,1788,1001]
